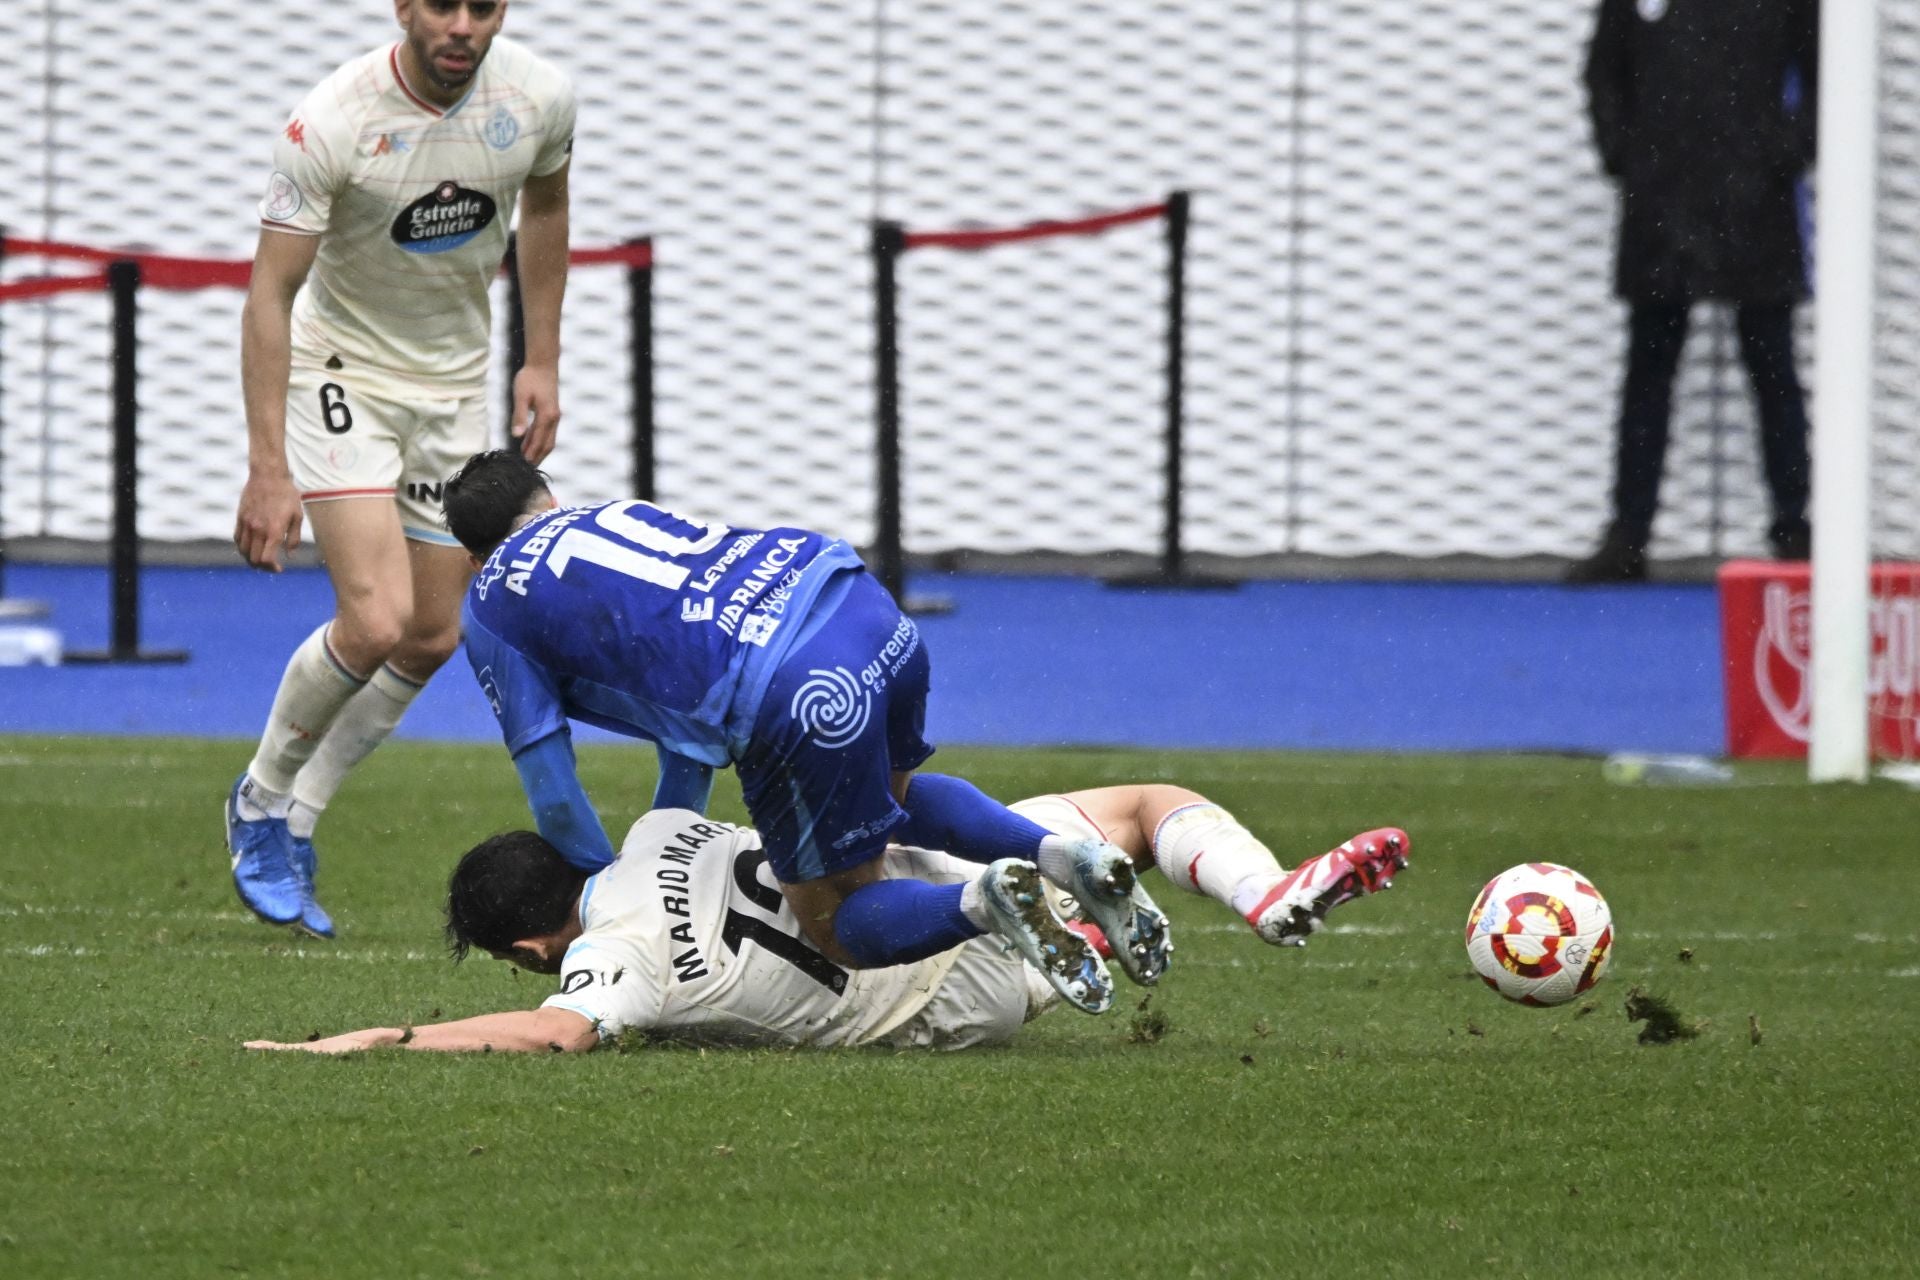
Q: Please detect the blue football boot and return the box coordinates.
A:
[288,834,336,939]
[224,773,303,925]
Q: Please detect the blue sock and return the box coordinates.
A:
[897,773,1054,864]
[832,879,983,968]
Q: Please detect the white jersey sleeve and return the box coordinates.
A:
[258,90,354,236]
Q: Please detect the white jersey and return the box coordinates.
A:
[257,37,575,392]
[541,800,1105,1050]
[544,811,978,1049]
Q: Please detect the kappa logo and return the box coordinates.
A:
[483,105,520,151]
[284,117,307,150]
[474,554,508,601]
[789,667,871,750]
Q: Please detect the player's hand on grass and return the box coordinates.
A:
[245,1027,397,1054]
[511,363,561,464]
[234,469,305,572]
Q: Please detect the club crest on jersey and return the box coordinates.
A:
[391,181,497,254]
[483,106,520,151]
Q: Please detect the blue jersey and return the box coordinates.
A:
[462,500,865,765]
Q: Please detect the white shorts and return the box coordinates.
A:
[284,365,488,547]
[883,937,1057,1051]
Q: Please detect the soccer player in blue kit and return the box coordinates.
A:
[441,450,1172,1014]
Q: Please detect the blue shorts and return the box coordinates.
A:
[738,570,936,883]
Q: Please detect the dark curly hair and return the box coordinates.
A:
[442,449,552,557]
[444,830,589,962]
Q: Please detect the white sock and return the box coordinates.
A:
[1150,803,1286,918]
[959,870,992,930]
[1033,835,1082,890]
[246,624,368,795]
[288,663,426,831]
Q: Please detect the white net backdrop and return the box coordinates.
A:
[1,0,1915,561]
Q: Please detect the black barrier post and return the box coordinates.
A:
[870,220,951,616]
[872,219,905,604]
[1106,190,1237,591]
[629,238,654,499]
[66,261,187,663]
[502,232,526,453]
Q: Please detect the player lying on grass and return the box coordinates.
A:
[439,449,1169,1015]
[245,785,1408,1054]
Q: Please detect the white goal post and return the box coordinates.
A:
[1810,0,1880,782]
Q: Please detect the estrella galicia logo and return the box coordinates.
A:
[390,181,496,253]
[789,667,871,750]
[560,970,595,995]
[483,105,520,151]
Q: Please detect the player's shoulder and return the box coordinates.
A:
[619,809,754,862]
[283,44,392,148]
[483,35,574,104]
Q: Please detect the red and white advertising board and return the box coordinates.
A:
[1719,560,1920,759]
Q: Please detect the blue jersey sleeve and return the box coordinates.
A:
[463,602,567,755]
[652,747,714,814]
[511,733,616,870]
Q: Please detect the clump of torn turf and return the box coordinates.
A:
[1128,995,1171,1045]
[1624,986,1702,1044]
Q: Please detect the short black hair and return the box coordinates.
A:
[444,830,590,962]
[443,449,552,557]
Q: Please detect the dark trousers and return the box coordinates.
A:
[1610,301,1812,548]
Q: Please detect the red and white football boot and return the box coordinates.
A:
[1243,828,1410,946]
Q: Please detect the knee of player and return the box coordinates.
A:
[333,595,412,660]
[399,618,463,670]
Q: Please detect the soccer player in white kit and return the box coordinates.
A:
[246,788,1410,1055]
[226,0,576,937]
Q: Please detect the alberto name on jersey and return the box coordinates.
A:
[463,500,866,763]
[257,36,576,391]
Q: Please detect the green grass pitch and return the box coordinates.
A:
[1,735,1916,1277]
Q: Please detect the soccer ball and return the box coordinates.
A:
[1465,863,1614,1006]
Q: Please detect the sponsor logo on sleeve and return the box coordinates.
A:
[262,171,304,222]
[560,969,595,995]
[390,181,498,254]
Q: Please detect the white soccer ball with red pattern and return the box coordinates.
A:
[1465,863,1614,1006]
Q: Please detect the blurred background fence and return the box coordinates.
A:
[2,0,1915,570]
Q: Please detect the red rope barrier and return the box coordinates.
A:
[901,201,1169,253]
[0,235,653,301]
[0,273,111,303]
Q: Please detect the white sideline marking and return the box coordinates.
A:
[0,902,255,924]
[1185,922,1920,946]
[2,942,441,964]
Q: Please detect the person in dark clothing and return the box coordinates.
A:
[1570,0,1819,583]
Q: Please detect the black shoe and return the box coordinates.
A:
[1565,527,1648,584]
[1769,520,1811,561]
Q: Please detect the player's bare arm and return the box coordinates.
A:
[247,1006,597,1055]
[235,228,321,572]
[510,163,570,464]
